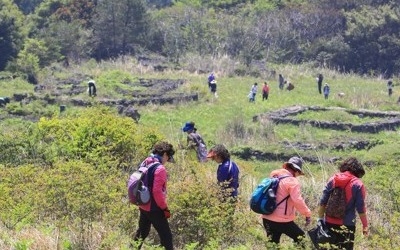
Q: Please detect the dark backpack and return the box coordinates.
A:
[250,175,289,214]
[325,178,354,218]
[127,162,160,205]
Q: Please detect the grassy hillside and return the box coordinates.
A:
[1,59,400,249]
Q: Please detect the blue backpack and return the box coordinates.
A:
[250,175,290,214]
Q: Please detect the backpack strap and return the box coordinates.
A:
[275,175,291,215]
[145,162,161,193]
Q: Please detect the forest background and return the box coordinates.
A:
[1,0,400,249]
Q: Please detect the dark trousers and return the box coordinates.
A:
[326,222,355,250]
[263,219,306,246]
[262,92,269,100]
[318,81,322,94]
[134,209,173,250]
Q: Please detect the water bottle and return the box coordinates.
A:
[268,189,275,198]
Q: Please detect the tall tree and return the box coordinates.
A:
[91,0,150,59]
[0,0,25,71]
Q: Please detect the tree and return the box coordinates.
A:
[91,0,150,59]
[0,0,25,71]
[344,4,400,76]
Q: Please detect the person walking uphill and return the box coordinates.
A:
[262,82,270,101]
[323,83,330,99]
[317,73,324,94]
[207,144,240,201]
[317,157,368,250]
[249,82,258,102]
[262,156,311,247]
[133,141,175,250]
[182,121,208,162]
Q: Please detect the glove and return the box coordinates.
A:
[305,217,311,226]
[163,208,171,219]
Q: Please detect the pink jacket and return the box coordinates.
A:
[262,168,311,222]
[138,157,168,212]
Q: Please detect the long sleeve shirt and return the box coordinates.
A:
[262,168,311,222]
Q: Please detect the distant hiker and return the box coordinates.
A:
[88,80,97,97]
[317,73,324,94]
[249,83,258,102]
[262,82,270,101]
[286,82,294,91]
[278,74,285,90]
[208,73,215,89]
[209,80,218,98]
[323,83,330,99]
[182,121,208,162]
[0,97,10,107]
[387,80,393,97]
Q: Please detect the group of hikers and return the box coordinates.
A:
[245,73,331,102]
[131,120,368,250]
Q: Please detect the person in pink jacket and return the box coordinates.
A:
[262,156,312,247]
[133,141,175,250]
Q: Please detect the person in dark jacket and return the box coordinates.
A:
[317,157,368,250]
[387,80,393,97]
[278,74,285,90]
[208,73,215,89]
[206,144,239,201]
[133,141,175,250]
[317,74,324,94]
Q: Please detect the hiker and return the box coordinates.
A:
[323,83,330,99]
[317,157,368,250]
[278,74,285,90]
[249,83,258,102]
[182,121,208,162]
[0,97,10,107]
[261,156,311,247]
[206,144,240,201]
[317,74,324,94]
[88,80,97,97]
[262,82,270,101]
[208,73,215,89]
[133,141,175,250]
[209,80,218,98]
[387,80,393,97]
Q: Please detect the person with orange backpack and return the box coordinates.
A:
[317,157,368,250]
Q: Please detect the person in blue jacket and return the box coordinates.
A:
[206,144,240,201]
[207,73,215,89]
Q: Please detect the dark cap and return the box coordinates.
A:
[287,156,303,174]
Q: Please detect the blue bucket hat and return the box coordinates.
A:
[182,122,194,132]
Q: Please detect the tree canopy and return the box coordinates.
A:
[2,0,400,76]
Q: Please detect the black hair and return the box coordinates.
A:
[152,141,175,158]
[210,144,230,161]
[339,157,365,178]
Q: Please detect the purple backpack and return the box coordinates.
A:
[127,162,160,205]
